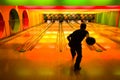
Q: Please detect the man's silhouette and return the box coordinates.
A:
[67,23,89,71]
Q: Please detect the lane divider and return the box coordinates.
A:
[96,43,107,51]
[17,23,53,52]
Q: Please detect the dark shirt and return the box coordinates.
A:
[68,29,88,46]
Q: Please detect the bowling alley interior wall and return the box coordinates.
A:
[0,6,120,39]
[96,11,120,27]
[0,6,44,39]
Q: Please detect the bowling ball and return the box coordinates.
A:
[86,37,96,45]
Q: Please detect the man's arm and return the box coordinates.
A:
[67,34,72,42]
[86,31,89,38]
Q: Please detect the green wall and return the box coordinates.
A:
[0,0,120,5]
[96,11,118,27]
[118,14,120,28]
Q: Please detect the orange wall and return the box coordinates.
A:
[0,6,30,38]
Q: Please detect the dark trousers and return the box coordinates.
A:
[70,44,82,69]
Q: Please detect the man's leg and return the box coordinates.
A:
[70,47,76,60]
[74,46,82,70]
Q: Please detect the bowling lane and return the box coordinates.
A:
[89,23,120,44]
[0,23,50,58]
[87,23,120,49]
[69,21,120,50]
[32,21,76,52]
[24,21,74,64]
[32,21,60,50]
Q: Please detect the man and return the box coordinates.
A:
[67,23,89,71]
